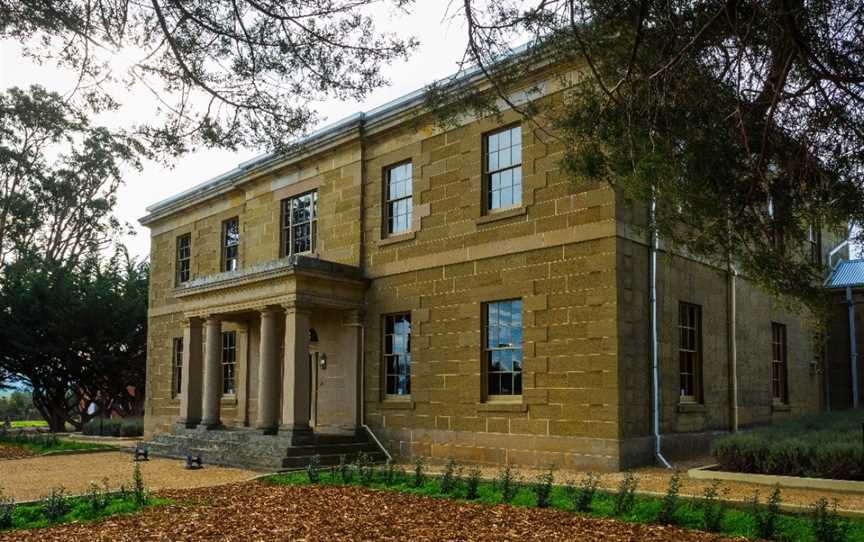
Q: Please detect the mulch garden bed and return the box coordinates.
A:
[0,481,739,541]
[0,444,37,461]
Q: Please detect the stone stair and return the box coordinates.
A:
[145,425,388,471]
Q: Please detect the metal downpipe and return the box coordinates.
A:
[649,199,672,469]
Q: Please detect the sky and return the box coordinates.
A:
[0,2,469,260]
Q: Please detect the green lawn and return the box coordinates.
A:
[713,409,864,480]
[263,469,864,542]
[1,494,170,531]
[9,420,47,428]
[0,432,114,454]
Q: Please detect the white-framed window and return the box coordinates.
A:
[772,322,788,403]
[484,299,523,396]
[281,191,318,256]
[176,233,191,284]
[678,302,702,402]
[484,125,522,211]
[384,162,413,235]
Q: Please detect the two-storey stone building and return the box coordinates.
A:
[140,62,835,470]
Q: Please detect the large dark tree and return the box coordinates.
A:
[0,250,148,431]
[432,0,863,310]
[0,1,417,155]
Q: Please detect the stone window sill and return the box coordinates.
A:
[378,231,416,247]
[677,402,706,414]
[475,206,527,226]
[477,400,527,413]
[221,396,238,406]
[771,402,791,413]
[379,398,414,410]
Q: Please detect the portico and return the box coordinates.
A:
[172,256,366,445]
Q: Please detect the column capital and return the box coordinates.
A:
[281,300,311,314]
[258,305,280,318]
[181,316,203,329]
[204,314,222,324]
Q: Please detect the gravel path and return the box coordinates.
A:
[0,481,739,542]
[0,451,257,502]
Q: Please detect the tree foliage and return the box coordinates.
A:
[0,0,417,155]
[0,250,148,431]
[435,0,863,309]
[0,85,144,267]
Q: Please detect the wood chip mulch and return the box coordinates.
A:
[0,481,742,541]
[0,444,37,461]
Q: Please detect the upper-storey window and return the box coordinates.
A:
[485,299,523,397]
[176,233,191,285]
[484,125,522,212]
[222,217,240,272]
[384,162,413,235]
[807,223,821,266]
[281,191,318,256]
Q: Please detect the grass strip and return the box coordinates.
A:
[263,470,864,542]
[0,433,113,454]
[1,495,171,531]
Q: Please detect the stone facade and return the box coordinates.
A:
[141,63,831,470]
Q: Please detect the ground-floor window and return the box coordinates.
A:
[383,313,411,396]
[678,302,702,402]
[771,322,788,403]
[172,337,183,397]
[222,331,237,395]
[484,299,523,397]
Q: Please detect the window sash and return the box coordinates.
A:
[176,234,191,284]
[281,191,318,256]
[484,125,523,211]
[484,299,523,397]
[383,313,411,396]
[172,338,183,397]
[222,331,237,395]
[771,323,788,402]
[385,162,413,235]
[222,218,240,272]
[678,302,702,402]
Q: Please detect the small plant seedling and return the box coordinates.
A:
[495,464,521,503]
[613,472,638,516]
[0,488,15,529]
[568,472,599,513]
[132,461,147,506]
[85,480,110,513]
[811,497,848,542]
[465,466,482,500]
[533,466,555,508]
[339,454,354,484]
[702,480,727,532]
[656,470,681,525]
[412,456,426,488]
[752,486,782,540]
[439,458,461,495]
[41,487,70,523]
[306,454,322,483]
[356,453,375,486]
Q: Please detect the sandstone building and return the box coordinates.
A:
[140,62,839,470]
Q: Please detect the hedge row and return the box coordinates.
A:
[82,417,143,437]
[712,410,864,480]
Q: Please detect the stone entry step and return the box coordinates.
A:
[144,426,389,472]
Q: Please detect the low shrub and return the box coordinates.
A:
[811,497,848,542]
[613,472,638,516]
[656,470,681,525]
[85,480,111,513]
[752,486,782,540]
[533,466,555,508]
[701,480,727,532]
[465,466,482,500]
[356,453,375,486]
[712,410,864,480]
[494,464,520,503]
[306,455,321,483]
[411,457,426,488]
[132,462,147,506]
[567,473,598,513]
[0,489,14,529]
[82,417,143,437]
[338,455,354,484]
[41,487,70,523]
[439,458,460,495]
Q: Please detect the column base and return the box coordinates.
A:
[197,421,223,431]
[176,419,200,430]
[256,424,279,436]
[279,424,314,445]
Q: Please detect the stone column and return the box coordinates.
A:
[199,316,223,429]
[178,317,203,428]
[280,303,313,444]
[256,307,280,433]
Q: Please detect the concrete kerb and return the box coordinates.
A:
[689,464,864,495]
